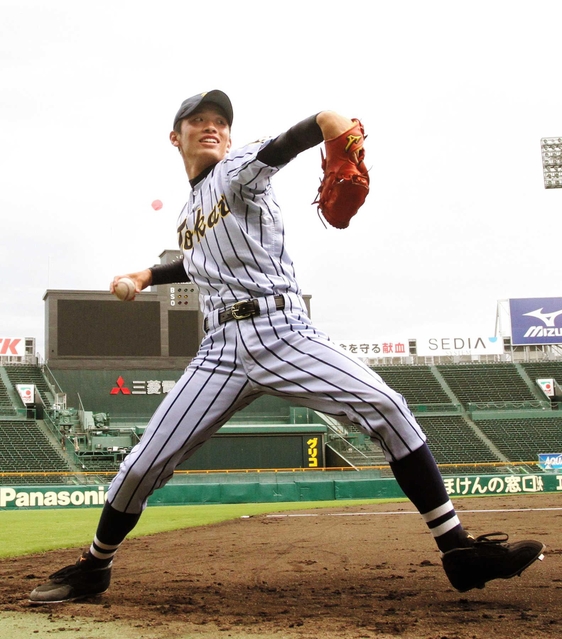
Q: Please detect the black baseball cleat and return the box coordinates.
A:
[442,532,545,593]
[29,552,112,604]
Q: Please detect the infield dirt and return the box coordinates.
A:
[1,493,561,638]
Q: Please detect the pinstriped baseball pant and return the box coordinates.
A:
[106,295,426,514]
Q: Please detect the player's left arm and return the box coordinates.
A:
[315,111,356,142]
[256,115,322,167]
[256,111,369,229]
[313,112,369,229]
[256,111,358,167]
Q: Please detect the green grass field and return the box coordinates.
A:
[0,499,400,558]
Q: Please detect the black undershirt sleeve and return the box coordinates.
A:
[256,114,323,167]
[149,259,190,285]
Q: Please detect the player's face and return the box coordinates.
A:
[170,105,231,178]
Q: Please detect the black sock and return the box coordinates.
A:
[389,443,468,553]
[87,503,141,565]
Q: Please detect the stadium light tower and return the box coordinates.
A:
[541,137,562,188]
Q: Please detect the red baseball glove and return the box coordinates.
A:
[313,119,370,229]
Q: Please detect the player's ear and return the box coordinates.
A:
[226,136,232,152]
[169,130,180,147]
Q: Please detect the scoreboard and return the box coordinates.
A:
[44,251,202,366]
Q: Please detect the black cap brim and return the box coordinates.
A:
[173,90,233,129]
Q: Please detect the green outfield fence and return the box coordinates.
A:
[1,465,561,510]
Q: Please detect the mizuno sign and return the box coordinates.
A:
[510,298,562,345]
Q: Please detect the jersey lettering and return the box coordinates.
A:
[193,209,206,242]
[177,195,231,251]
[177,219,193,251]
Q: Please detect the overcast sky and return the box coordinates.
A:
[1,0,561,359]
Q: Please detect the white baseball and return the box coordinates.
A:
[113,277,136,301]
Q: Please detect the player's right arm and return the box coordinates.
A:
[110,260,189,295]
[149,259,190,285]
[110,270,152,296]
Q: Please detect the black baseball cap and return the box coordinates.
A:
[173,90,233,129]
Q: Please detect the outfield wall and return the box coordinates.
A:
[1,471,561,510]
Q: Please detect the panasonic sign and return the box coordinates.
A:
[0,486,107,509]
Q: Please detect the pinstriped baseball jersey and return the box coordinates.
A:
[105,132,427,514]
[176,140,300,317]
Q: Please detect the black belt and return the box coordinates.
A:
[204,295,285,331]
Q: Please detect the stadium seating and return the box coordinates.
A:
[1,361,562,482]
[76,455,121,473]
[520,361,562,380]
[416,415,500,465]
[476,417,562,461]
[3,364,54,407]
[520,362,562,395]
[436,363,537,408]
[374,365,455,407]
[0,420,73,485]
[0,376,17,416]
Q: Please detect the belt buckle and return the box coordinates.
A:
[231,300,256,321]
